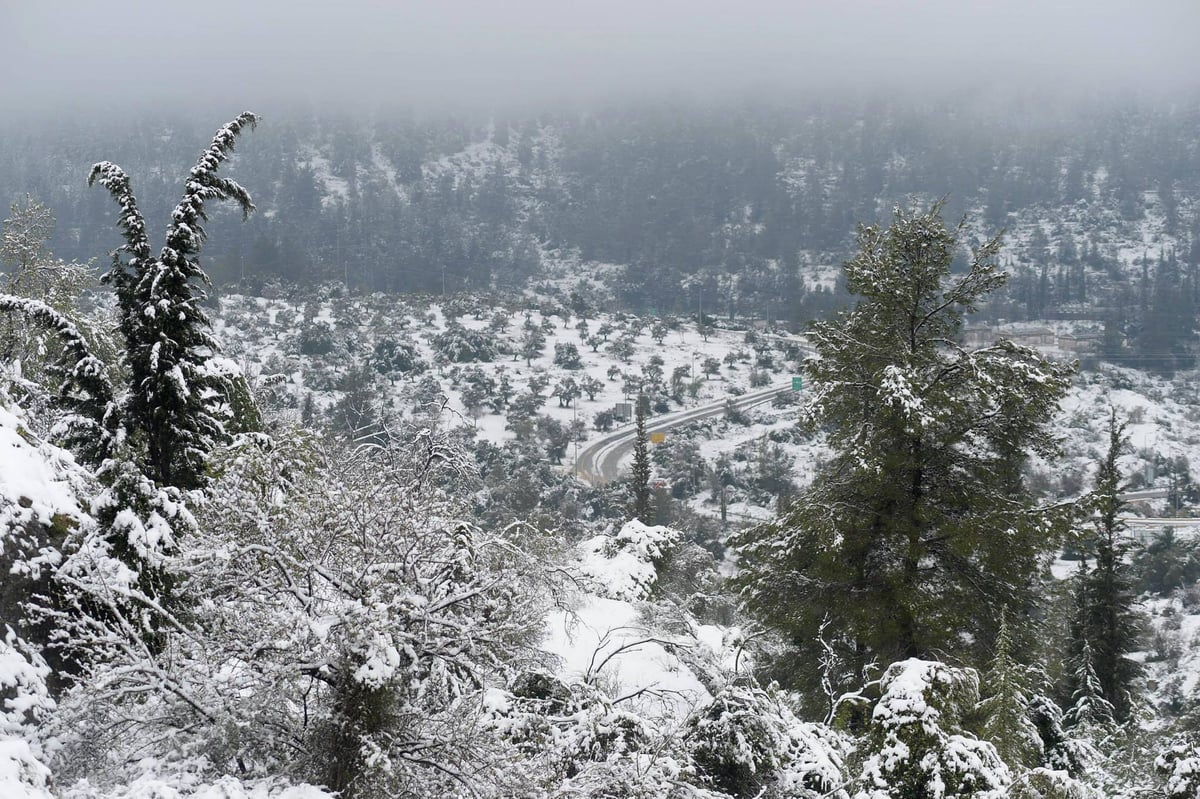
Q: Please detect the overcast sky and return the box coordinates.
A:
[2,0,1198,115]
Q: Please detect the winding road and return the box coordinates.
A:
[574,382,794,485]
[573,392,1200,532]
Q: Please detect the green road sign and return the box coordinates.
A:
[791,376,803,392]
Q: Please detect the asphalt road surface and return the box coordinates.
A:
[572,384,1199,531]
[574,382,794,486]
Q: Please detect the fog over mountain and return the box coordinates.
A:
[3,0,1198,114]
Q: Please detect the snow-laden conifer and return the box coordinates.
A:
[977,613,1043,771]
[0,295,116,465]
[1074,409,1142,721]
[631,394,652,523]
[1063,641,1115,732]
[734,203,1074,704]
[852,659,1011,799]
[88,112,257,490]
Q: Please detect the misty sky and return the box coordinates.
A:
[2,0,1198,114]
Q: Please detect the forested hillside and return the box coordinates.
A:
[4,95,1200,369]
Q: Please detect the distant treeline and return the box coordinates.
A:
[3,95,1200,365]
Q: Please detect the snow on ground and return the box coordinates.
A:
[297,148,349,209]
[1055,365,1200,521]
[0,400,91,533]
[543,595,710,717]
[212,290,1200,533]
[369,142,408,203]
[543,520,740,719]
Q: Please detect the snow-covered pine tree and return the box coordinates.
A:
[1064,640,1116,731]
[853,659,1011,798]
[88,112,257,490]
[0,295,116,466]
[1157,743,1200,799]
[734,203,1074,704]
[0,200,116,461]
[1076,409,1142,721]
[977,612,1043,771]
[632,393,652,523]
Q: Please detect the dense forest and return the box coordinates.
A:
[4,93,1200,369]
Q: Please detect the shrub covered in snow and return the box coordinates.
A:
[432,321,497,362]
[1157,743,1200,799]
[298,319,337,355]
[481,670,658,794]
[0,738,52,799]
[552,341,584,369]
[684,682,848,798]
[853,659,1011,799]
[1006,767,1100,799]
[577,520,679,601]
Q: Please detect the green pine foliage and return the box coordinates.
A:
[631,394,652,523]
[89,112,258,490]
[1072,410,1143,721]
[977,613,1043,771]
[853,659,1011,799]
[734,203,1074,701]
[1064,640,1116,732]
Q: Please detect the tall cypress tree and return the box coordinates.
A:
[1075,409,1143,721]
[734,203,1074,699]
[89,112,257,490]
[631,393,652,523]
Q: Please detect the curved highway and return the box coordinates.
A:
[574,382,793,486]
[572,381,1200,531]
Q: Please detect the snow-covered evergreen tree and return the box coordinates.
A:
[850,659,1011,799]
[1074,410,1142,721]
[0,200,117,464]
[683,681,848,798]
[1157,742,1200,799]
[734,204,1074,702]
[977,614,1043,771]
[0,295,116,466]
[88,112,258,490]
[1063,641,1115,733]
[632,394,652,523]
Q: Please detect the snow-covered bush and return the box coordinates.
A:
[552,341,583,369]
[0,737,53,799]
[298,319,336,355]
[484,670,652,789]
[371,337,426,382]
[854,659,1011,799]
[47,425,554,797]
[684,682,848,798]
[0,629,53,736]
[1157,743,1200,799]
[0,627,54,799]
[432,322,497,362]
[577,520,679,601]
[1005,768,1099,799]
